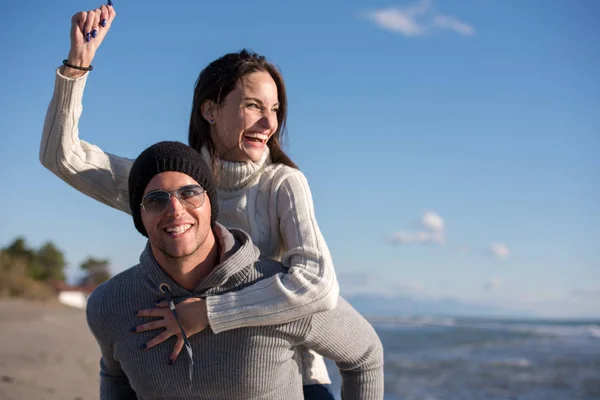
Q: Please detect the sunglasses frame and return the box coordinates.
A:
[140,184,207,216]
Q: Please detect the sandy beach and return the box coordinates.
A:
[0,299,100,400]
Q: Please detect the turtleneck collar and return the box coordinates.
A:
[135,223,260,298]
[200,146,271,192]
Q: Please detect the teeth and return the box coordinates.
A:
[165,224,192,234]
[244,133,268,142]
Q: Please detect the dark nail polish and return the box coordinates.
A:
[91,29,97,38]
[101,19,107,27]
[85,32,91,42]
[108,0,113,6]
[168,359,173,366]
[130,326,137,333]
[140,343,147,350]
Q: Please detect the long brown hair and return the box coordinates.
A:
[188,49,298,171]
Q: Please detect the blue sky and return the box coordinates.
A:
[1,0,598,318]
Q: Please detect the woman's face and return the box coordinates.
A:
[210,71,280,163]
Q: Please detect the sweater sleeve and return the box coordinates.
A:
[97,343,139,400]
[206,170,339,333]
[302,297,385,400]
[86,294,138,399]
[40,68,134,215]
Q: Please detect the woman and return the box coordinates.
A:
[41,3,339,398]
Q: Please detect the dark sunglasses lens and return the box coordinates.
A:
[177,186,205,208]
[142,192,170,214]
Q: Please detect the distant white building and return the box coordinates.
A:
[58,290,89,309]
[52,281,96,309]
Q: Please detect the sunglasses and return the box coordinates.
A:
[141,185,207,216]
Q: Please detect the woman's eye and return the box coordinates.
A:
[246,103,261,109]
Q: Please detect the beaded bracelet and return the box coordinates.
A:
[62,59,94,72]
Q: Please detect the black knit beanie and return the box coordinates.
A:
[128,141,219,237]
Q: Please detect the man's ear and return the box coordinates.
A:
[201,100,217,124]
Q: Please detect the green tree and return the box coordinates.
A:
[36,242,66,282]
[79,257,111,286]
[4,237,34,261]
[0,238,64,301]
[3,238,67,282]
[3,237,40,280]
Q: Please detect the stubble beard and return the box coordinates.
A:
[157,228,208,271]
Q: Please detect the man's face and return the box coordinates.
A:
[141,171,212,262]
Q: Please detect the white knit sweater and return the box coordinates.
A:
[40,69,340,384]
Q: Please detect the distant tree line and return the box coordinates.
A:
[0,236,112,299]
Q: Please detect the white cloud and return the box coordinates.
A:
[433,15,475,36]
[364,4,428,37]
[420,211,445,233]
[389,230,445,245]
[484,276,503,290]
[486,243,510,258]
[363,0,475,37]
[389,211,445,245]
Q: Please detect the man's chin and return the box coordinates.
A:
[155,240,196,259]
[163,247,196,260]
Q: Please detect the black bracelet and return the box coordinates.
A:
[62,59,93,71]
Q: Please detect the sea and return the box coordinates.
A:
[326,316,600,400]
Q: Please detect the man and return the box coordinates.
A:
[86,141,384,399]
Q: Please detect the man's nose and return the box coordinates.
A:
[165,195,185,216]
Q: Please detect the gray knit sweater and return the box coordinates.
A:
[86,225,384,399]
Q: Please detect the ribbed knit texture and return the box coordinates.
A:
[41,68,340,384]
[199,147,337,384]
[86,226,384,399]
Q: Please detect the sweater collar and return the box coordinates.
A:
[136,223,260,298]
[200,146,271,191]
